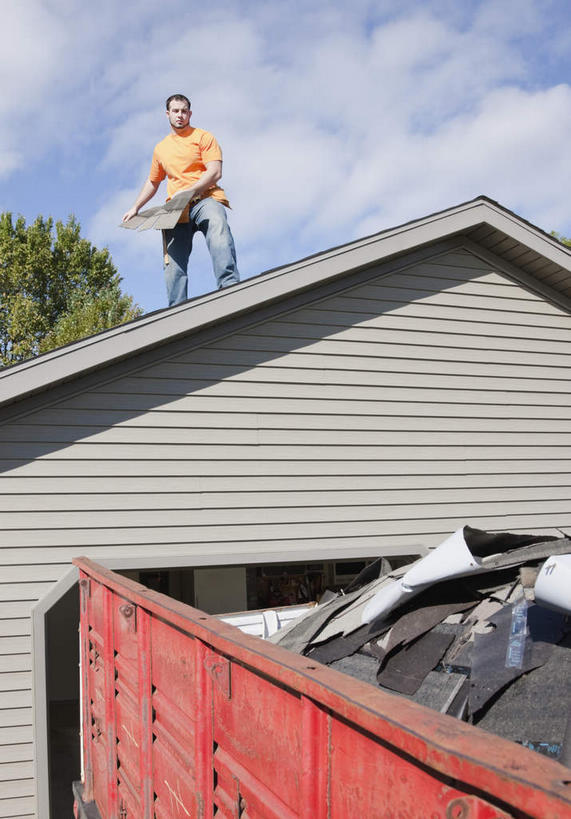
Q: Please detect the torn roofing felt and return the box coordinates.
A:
[272,526,571,762]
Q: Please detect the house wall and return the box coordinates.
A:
[1,243,571,816]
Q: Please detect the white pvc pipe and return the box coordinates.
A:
[362,527,488,624]
[534,554,571,615]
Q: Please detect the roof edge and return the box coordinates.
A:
[1,196,569,410]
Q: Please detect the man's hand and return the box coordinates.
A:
[122,207,139,223]
[122,179,161,223]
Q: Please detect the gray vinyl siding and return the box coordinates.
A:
[1,244,571,815]
[2,246,571,560]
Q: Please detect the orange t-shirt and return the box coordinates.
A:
[149,126,229,206]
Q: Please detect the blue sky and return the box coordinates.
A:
[2,0,570,313]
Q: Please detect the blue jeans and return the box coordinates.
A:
[163,197,239,306]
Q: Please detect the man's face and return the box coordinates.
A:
[167,101,191,130]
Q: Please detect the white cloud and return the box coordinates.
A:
[0,1,67,174]
[0,1,66,113]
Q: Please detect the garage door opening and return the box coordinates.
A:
[41,553,419,817]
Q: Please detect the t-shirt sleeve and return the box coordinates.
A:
[199,131,223,164]
[149,147,166,183]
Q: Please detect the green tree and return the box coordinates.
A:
[0,212,141,366]
[551,231,571,247]
[39,289,141,353]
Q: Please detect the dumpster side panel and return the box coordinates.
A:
[84,581,117,819]
[114,595,144,818]
[328,715,509,819]
[212,660,303,815]
[151,619,202,819]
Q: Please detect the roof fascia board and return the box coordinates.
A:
[2,198,570,411]
[0,237,464,423]
[0,201,494,369]
[0,200,490,375]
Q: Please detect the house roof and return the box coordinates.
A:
[1,195,570,411]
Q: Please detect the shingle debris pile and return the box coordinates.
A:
[272,526,571,763]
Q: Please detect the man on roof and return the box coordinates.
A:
[122,93,239,306]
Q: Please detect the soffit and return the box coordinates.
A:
[465,223,571,300]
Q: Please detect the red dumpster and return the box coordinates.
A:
[72,558,571,819]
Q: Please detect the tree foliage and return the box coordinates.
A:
[0,212,141,366]
[38,289,142,353]
[551,231,571,248]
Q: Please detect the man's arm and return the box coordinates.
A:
[122,178,161,222]
[182,160,222,199]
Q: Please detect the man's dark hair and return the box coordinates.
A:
[166,93,191,111]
